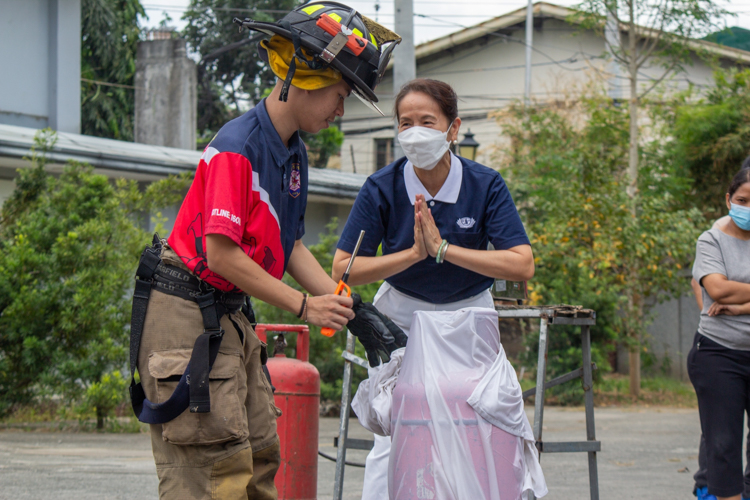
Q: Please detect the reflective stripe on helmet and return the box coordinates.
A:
[302,4,325,15]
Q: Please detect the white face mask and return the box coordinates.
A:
[397,120,454,170]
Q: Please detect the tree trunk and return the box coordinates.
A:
[96,407,105,430]
[627,9,641,397]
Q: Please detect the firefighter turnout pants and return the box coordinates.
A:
[137,248,282,500]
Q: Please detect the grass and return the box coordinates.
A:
[595,373,697,408]
[520,372,698,408]
[1,401,148,433]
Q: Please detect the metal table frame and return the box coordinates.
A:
[332,305,601,500]
[497,305,600,500]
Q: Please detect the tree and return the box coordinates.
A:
[301,124,345,169]
[670,69,750,218]
[81,0,146,140]
[181,0,299,147]
[496,85,703,399]
[0,130,192,421]
[572,0,728,395]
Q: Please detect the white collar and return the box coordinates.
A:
[404,152,462,205]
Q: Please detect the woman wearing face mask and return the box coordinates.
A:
[688,166,750,500]
[333,78,534,499]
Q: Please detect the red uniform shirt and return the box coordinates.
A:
[167,100,308,292]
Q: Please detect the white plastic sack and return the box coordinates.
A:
[352,348,406,436]
[388,307,547,500]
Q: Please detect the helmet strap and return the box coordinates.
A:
[278,20,328,102]
[279,56,296,102]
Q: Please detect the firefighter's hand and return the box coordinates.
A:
[306,294,354,331]
[347,293,408,367]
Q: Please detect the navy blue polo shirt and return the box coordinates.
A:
[337,154,529,303]
[168,98,308,292]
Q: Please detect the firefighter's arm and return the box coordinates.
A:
[205,234,353,329]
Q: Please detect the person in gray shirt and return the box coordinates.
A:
[689,167,750,500]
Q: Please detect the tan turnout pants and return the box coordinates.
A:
[137,248,282,500]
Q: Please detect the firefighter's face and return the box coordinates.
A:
[296,80,351,134]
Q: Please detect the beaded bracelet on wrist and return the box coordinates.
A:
[436,239,448,264]
[439,241,450,263]
[297,293,308,319]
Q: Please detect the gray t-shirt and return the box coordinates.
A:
[692,228,750,350]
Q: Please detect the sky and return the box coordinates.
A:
[140,0,750,46]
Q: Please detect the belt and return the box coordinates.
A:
[153,261,245,312]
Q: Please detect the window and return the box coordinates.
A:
[374,138,394,171]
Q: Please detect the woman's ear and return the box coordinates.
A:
[449,117,462,143]
[726,192,732,211]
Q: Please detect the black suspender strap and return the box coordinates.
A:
[188,293,225,413]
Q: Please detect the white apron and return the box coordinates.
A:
[360,282,494,500]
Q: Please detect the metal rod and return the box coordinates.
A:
[343,230,365,278]
[539,441,601,453]
[333,330,356,500]
[341,350,369,369]
[532,317,549,444]
[522,363,597,399]
[581,325,600,499]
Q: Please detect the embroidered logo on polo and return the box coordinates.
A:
[456,217,476,229]
[289,157,301,198]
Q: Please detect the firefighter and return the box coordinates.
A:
[127,3,405,499]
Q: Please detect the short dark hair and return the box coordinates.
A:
[728,167,750,199]
[394,79,458,123]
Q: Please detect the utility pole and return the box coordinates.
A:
[393,0,416,160]
[524,0,533,105]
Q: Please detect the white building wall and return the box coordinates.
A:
[0,0,51,129]
[341,17,728,175]
[0,0,80,133]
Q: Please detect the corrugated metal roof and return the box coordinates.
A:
[0,124,366,199]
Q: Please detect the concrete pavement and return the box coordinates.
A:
[0,407,714,499]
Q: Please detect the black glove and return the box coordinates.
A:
[347,293,408,367]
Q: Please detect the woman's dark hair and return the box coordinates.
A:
[394,79,458,123]
[728,166,750,199]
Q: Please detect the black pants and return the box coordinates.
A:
[695,433,750,497]
[688,332,750,498]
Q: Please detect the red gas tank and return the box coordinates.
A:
[256,324,320,500]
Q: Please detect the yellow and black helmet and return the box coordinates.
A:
[233,1,400,115]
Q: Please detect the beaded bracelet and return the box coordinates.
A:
[297,293,308,319]
[436,239,449,264]
[439,241,450,263]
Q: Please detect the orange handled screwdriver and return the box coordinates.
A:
[321,230,365,337]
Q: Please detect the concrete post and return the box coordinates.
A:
[393,0,416,160]
[48,0,81,134]
[524,0,533,105]
[135,36,197,150]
